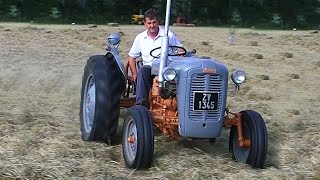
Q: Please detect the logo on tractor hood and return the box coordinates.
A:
[202,67,216,73]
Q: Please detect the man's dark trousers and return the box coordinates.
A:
[136,65,154,104]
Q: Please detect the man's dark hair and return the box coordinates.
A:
[144,9,158,21]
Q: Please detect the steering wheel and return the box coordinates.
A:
[150,45,187,58]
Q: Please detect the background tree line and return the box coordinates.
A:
[0,0,319,29]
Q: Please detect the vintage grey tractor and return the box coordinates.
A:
[80,0,268,170]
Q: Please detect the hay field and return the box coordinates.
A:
[0,23,319,179]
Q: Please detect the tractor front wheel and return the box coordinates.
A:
[122,105,154,169]
[229,110,268,168]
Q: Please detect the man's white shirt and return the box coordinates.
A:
[128,27,182,66]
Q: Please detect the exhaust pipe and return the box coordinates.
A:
[158,0,172,88]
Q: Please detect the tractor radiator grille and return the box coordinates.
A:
[189,73,223,121]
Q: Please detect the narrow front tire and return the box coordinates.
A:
[229,110,268,168]
[122,105,154,169]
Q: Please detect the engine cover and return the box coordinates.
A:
[152,57,228,138]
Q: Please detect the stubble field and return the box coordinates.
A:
[0,23,319,179]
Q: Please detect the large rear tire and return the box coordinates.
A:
[229,110,268,168]
[122,105,154,169]
[80,53,125,144]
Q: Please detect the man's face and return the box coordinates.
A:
[144,17,159,34]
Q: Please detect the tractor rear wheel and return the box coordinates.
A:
[80,53,125,144]
[229,110,268,168]
[122,105,154,169]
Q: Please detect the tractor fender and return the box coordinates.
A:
[107,47,125,77]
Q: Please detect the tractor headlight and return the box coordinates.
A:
[163,67,177,81]
[231,69,246,85]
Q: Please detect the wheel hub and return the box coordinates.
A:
[128,134,135,144]
[124,119,138,161]
[86,96,91,110]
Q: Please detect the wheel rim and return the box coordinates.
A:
[233,123,250,163]
[124,117,138,162]
[83,74,96,133]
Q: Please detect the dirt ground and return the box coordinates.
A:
[0,23,319,179]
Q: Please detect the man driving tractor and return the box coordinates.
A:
[127,9,183,106]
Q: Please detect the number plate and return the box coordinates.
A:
[193,92,218,111]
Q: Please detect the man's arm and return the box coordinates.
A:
[168,31,185,55]
[128,56,137,82]
[169,31,182,47]
[128,35,141,82]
